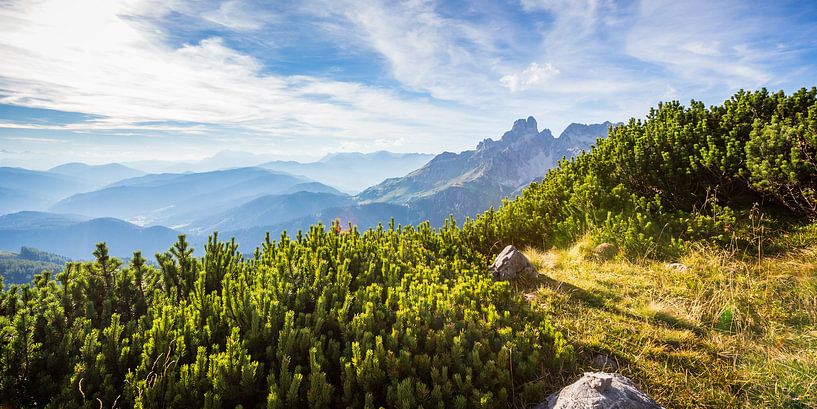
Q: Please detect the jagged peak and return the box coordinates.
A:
[510,116,538,133]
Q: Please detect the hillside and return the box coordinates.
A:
[49,167,335,227]
[462,88,817,258]
[358,117,612,224]
[48,162,146,188]
[0,212,180,259]
[186,191,356,234]
[261,151,434,193]
[0,167,94,214]
[0,247,69,285]
[1,88,815,408]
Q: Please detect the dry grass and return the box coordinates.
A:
[524,241,817,408]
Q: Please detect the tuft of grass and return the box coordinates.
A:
[523,238,817,408]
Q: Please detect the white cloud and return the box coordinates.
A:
[624,0,775,88]
[201,0,270,31]
[0,0,814,167]
[500,63,560,92]
[0,0,501,156]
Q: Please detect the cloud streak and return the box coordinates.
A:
[0,0,815,167]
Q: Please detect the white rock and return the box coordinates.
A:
[537,372,664,409]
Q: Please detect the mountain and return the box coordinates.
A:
[0,211,89,230]
[186,191,355,234]
[0,167,93,214]
[0,212,180,259]
[0,247,70,285]
[221,202,415,249]
[49,167,336,227]
[260,151,434,193]
[358,117,613,224]
[49,162,145,188]
[125,150,284,174]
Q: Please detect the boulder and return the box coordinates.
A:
[490,245,537,282]
[592,243,617,261]
[536,372,664,409]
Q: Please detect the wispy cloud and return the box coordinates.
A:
[201,0,271,31]
[500,63,560,92]
[0,0,815,168]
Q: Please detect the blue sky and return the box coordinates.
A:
[1,0,816,168]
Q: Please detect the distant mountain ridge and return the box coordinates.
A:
[48,162,145,188]
[0,211,180,259]
[357,117,614,224]
[0,167,94,214]
[0,120,612,261]
[49,167,337,227]
[260,151,434,193]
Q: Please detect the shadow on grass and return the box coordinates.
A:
[536,275,608,309]
[651,311,703,334]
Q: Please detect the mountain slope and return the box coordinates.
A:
[186,191,355,234]
[48,162,145,188]
[0,212,180,259]
[260,151,434,193]
[0,211,89,230]
[0,247,70,285]
[0,167,93,213]
[220,202,416,249]
[358,117,612,224]
[49,167,335,227]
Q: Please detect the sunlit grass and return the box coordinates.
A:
[523,237,817,408]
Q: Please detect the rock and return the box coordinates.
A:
[536,372,664,409]
[591,354,619,371]
[665,262,689,272]
[489,245,537,282]
[592,243,617,261]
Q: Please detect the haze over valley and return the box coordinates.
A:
[0,118,611,258]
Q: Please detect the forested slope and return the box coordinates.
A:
[463,88,817,257]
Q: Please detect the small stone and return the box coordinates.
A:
[592,243,617,261]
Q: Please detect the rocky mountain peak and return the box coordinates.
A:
[511,116,538,133]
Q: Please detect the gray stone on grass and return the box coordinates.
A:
[592,243,617,261]
[489,245,537,282]
[537,372,664,409]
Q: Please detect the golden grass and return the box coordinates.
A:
[523,242,817,408]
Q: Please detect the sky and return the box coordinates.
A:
[0,0,816,168]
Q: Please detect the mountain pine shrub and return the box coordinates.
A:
[463,87,817,258]
[0,222,572,408]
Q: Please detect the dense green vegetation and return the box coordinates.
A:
[1,88,815,408]
[464,88,817,257]
[0,224,571,408]
[0,247,68,285]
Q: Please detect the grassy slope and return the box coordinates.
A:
[522,227,817,408]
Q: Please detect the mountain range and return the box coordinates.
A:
[358,118,613,223]
[0,117,613,262]
[49,167,340,228]
[260,151,434,193]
